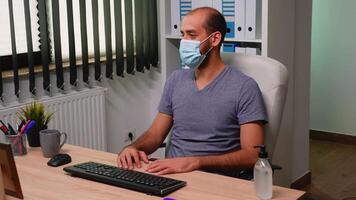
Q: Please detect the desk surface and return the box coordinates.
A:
[6,145,305,200]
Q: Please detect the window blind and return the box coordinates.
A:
[1,0,159,101]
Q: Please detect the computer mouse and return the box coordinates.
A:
[47,153,72,167]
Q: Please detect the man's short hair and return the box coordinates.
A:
[187,7,227,46]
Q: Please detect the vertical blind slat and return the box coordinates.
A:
[149,0,159,67]
[104,0,113,79]
[79,0,89,83]
[23,0,35,94]
[142,0,150,70]
[67,0,77,86]
[38,0,51,92]
[114,0,124,77]
[134,0,144,73]
[125,0,134,74]
[92,0,101,81]
[8,0,19,97]
[52,0,64,89]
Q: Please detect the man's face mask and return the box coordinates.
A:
[179,33,214,69]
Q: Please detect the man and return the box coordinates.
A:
[117,7,267,178]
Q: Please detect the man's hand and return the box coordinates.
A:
[117,146,149,170]
[146,157,200,175]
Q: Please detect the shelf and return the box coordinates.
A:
[165,35,262,43]
[225,38,262,43]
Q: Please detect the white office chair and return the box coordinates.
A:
[220,53,289,161]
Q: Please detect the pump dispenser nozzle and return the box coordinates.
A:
[254,145,268,159]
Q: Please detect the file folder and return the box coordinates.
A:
[222,43,235,52]
[246,47,257,55]
[246,47,261,55]
[245,0,262,40]
[192,0,212,9]
[213,0,236,39]
[170,0,192,35]
[171,0,181,35]
[235,47,246,54]
[213,0,246,40]
[235,0,246,40]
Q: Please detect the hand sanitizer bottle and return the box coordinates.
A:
[254,145,272,200]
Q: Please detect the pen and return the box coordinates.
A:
[18,121,25,132]
[19,120,31,135]
[0,120,9,133]
[8,123,17,135]
[24,120,36,134]
[0,125,9,135]
[0,120,7,127]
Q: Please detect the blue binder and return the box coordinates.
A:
[222,43,236,52]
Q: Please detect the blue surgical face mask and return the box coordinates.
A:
[179,34,214,69]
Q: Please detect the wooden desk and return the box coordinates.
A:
[6,145,305,200]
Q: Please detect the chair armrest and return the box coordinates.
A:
[271,164,282,174]
[159,142,167,148]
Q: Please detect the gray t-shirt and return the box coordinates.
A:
[158,66,267,159]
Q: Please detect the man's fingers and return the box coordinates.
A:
[139,151,149,164]
[147,165,166,173]
[146,162,166,173]
[120,155,128,169]
[156,168,173,175]
[116,155,123,168]
[131,151,141,168]
[125,154,134,170]
[146,161,159,170]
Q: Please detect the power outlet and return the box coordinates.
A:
[125,129,136,143]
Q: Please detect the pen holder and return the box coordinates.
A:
[6,134,27,156]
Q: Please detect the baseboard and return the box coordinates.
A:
[290,171,311,190]
[310,129,356,145]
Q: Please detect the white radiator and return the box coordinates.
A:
[0,87,107,151]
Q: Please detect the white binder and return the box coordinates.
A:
[235,0,246,40]
[213,0,237,39]
[192,0,212,9]
[213,0,245,40]
[245,0,262,40]
[171,0,181,35]
[171,0,193,36]
[235,47,246,54]
[246,47,257,55]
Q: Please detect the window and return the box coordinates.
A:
[0,0,159,98]
[0,0,41,70]
[47,0,127,61]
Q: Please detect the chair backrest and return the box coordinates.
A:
[221,53,288,160]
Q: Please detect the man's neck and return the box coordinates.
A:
[195,51,225,81]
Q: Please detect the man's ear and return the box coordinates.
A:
[212,32,222,47]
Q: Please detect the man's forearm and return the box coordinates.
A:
[129,130,164,155]
[196,148,259,171]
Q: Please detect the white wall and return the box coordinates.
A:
[264,0,311,186]
[311,0,356,136]
[101,68,162,154]
[292,0,312,183]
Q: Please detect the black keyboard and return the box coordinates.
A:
[63,162,187,196]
